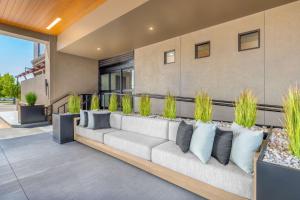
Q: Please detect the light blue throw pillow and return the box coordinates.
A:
[230,128,263,174]
[190,122,217,163]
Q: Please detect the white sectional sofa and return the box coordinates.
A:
[74,113,255,200]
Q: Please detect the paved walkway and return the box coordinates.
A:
[0,126,52,140]
[0,133,203,200]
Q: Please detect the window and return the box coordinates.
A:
[38,43,46,56]
[195,41,210,59]
[238,29,260,51]
[164,50,175,64]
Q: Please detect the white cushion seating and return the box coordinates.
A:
[75,126,117,143]
[76,113,254,199]
[151,141,252,199]
[104,130,166,160]
[110,113,122,129]
[121,115,169,139]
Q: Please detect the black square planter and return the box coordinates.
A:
[256,143,300,200]
[18,105,46,124]
[52,113,80,144]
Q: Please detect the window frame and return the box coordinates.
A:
[195,41,211,59]
[164,49,176,64]
[238,29,260,52]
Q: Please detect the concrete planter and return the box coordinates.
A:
[18,105,46,124]
[256,144,300,200]
[52,113,80,144]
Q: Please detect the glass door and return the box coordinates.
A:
[100,69,134,109]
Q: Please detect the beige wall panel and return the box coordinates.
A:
[52,52,98,100]
[180,12,265,103]
[21,74,48,105]
[135,37,181,96]
[265,1,300,105]
[265,112,284,127]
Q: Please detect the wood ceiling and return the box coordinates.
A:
[0,0,106,35]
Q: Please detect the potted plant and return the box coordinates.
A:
[108,93,118,112]
[90,94,99,110]
[139,95,151,116]
[18,92,46,124]
[256,87,300,200]
[122,94,132,115]
[194,91,212,122]
[52,94,81,144]
[163,93,176,119]
[233,89,257,129]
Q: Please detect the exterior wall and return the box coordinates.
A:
[21,74,47,105]
[134,1,300,126]
[51,52,98,101]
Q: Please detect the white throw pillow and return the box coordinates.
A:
[190,122,216,163]
[230,128,263,174]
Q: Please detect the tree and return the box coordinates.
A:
[0,73,20,98]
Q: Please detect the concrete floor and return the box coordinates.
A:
[0,133,204,200]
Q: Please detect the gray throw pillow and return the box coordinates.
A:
[176,121,193,153]
[79,110,88,127]
[212,127,233,165]
[87,112,111,130]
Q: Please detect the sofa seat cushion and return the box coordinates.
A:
[104,130,167,160]
[75,125,117,143]
[151,141,253,199]
[121,115,169,139]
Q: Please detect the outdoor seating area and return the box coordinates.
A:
[74,112,256,200]
[1,0,300,200]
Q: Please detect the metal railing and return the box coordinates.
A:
[101,92,283,113]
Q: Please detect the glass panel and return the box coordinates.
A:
[240,31,259,50]
[111,72,121,91]
[122,69,134,90]
[195,42,210,58]
[101,74,109,90]
[39,43,46,56]
[101,93,110,108]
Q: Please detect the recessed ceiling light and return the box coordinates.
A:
[148,26,154,31]
[46,18,62,30]
[97,47,101,51]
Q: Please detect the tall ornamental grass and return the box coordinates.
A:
[163,93,176,119]
[234,89,257,128]
[194,91,212,122]
[108,93,118,112]
[122,94,132,114]
[90,94,99,110]
[25,92,37,106]
[68,94,81,114]
[283,87,300,158]
[139,95,151,116]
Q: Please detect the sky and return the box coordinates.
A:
[0,34,34,77]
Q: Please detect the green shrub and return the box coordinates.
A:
[283,87,300,158]
[122,94,132,114]
[139,95,151,116]
[163,93,176,119]
[108,93,118,112]
[194,91,212,122]
[234,89,257,128]
[90,94,99,110]
[25,92,37,106]
[68,94,81,114]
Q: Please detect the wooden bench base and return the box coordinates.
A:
[74,133,248,200]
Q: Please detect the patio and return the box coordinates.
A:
[0,132,203,200]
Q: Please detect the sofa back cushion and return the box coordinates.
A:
[121,116,169,139]
[168,120,195,141]
[168,121,180,141]
[110,113,122,129]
